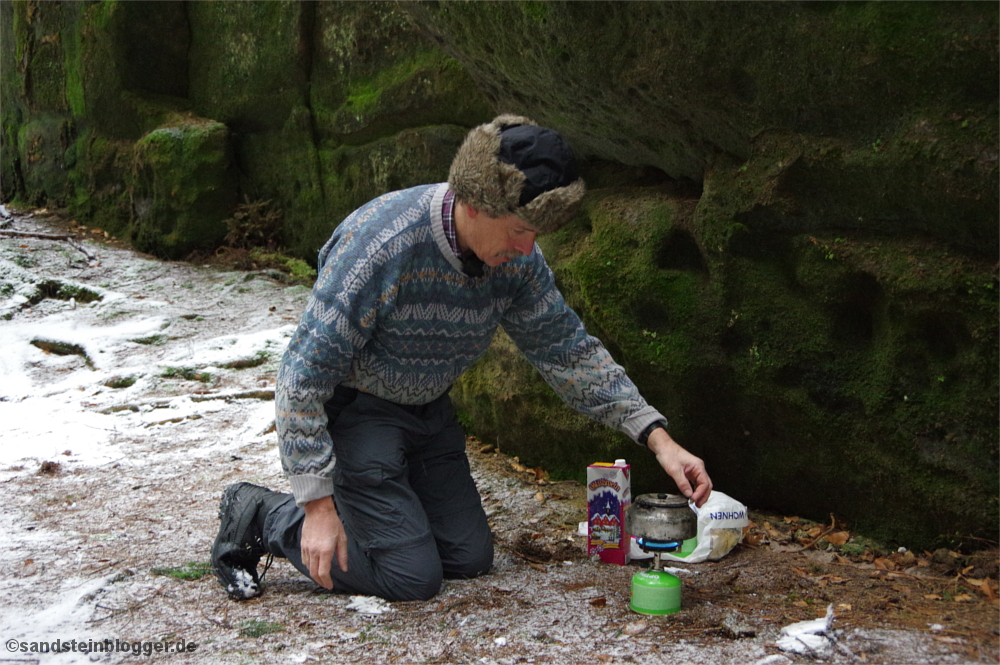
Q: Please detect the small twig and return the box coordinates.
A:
[801,513,838,550]
[83,559,123,576]
[200,606,231,629]
[66,237,99,261]
[86,603,129,623]
[718,561,750,571]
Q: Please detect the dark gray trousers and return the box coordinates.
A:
[263,387,493,601]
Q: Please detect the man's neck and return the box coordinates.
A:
[452,202,472,255]
[451,201,486,278]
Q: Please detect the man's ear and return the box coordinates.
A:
[463,203,481,220]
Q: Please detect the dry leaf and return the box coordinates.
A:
[923,594,943,600]
[792,600,809,607]
[934,636,967,645]
[825,531,850,546]
[953,594,974,603]
[783,516,800,524]
[589,597,607,608]
[874,558,896,571]
[534,492,546,502]
[764,522,785,539]
[963,578,997,600]
[819,575,848,585]
[807,526,823,538]
[836,603,852,611]
[562,582,594,592]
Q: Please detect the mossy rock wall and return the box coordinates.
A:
[1,0,491,256]
[2,1,997,548]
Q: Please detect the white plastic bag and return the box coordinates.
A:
[659,490,749,563]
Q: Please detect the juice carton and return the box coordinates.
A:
[587,458,631,565]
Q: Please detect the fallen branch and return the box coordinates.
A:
[98,389,275,414]
[0,229,75,241]
[1,228,100,262]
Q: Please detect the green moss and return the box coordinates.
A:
[222,351,271,370]
[103,375,137,389]
[159,366,212,383]
[129,334,167,346]
[187,1,308,131]
[151,561,212,581]
[63,8,85,118]
[344,49,455,112]
[65,128,134,239]
[129,118,236,258]
[517,1,549,24]
[239,620,284,639]
[245,248,317,280]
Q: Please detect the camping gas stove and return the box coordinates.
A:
[625,493,698,614]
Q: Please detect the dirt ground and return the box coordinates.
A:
[0,207,997,665]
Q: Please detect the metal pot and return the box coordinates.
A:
[626,493,697,546]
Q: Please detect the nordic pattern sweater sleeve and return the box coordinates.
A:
[500,249,666,442]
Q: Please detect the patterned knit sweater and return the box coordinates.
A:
[276,183,665,504]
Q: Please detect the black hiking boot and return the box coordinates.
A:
[211,482,285,600]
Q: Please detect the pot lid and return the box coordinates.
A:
[633,493,690,509]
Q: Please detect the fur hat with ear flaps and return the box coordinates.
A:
[448,114,586,235]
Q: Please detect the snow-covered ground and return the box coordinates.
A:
[1,215,303,662]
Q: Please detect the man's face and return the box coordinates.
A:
[466,212,538,267]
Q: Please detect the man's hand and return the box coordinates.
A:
[646,428,712,507]
[302,496,348,589]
